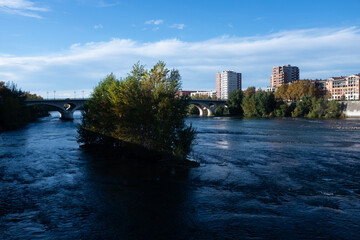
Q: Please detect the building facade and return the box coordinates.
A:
[270,64,299,89]
[190,91,217,99]
[326,74,360,100]
[216,71,242,100]
[216,73,221,99]
[310,79,328,96]
[177,90,197,97]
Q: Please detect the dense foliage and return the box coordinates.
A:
[227,90,243,116]
[274,80,321,101]
[241,90,276,117]
[0,82,44,132]
[225,85,343,119]
[78,62,195,160]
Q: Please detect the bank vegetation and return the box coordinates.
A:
[189,80,343,119]
[0,82,46,132]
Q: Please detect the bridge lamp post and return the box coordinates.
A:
[46,91,49,100]
[53,90,56,100]
[74,91,76,99]
[82,90,84,99]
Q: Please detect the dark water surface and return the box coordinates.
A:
[1,112,360,239]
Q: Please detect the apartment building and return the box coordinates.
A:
[326,74,360,100]
[216,71,242,100]
[270,64,299,89]
[216,73,221,99]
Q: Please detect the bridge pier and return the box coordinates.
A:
[59,110,74,120]
[196,106,204,116]
[192,103,216,117]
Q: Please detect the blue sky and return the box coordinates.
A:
[1,0,360,97]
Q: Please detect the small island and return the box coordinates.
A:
[77,62,197,165]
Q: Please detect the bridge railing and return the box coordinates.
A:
[25,98,89,102]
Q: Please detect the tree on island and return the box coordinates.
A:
[78,62,196,160]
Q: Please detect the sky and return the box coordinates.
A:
[1,0,360,98]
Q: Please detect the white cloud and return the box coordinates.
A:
[170,24,185,30]
[0,0,49,18]
[94,24,103,29]
[145,19,164,25]
[1,27,360,95]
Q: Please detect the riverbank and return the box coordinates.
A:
[0,82,47,133]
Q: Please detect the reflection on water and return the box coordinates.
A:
[1,113,360,239]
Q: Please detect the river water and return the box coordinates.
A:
[1,112,360,239]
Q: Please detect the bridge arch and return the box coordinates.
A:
[25,99,86,120]
[190,103,210,116]
[189,99,227,116]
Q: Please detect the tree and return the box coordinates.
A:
[243,86,256,97]
[241,90,276,118]
[0,82,43,132]
[274,84,289,100]
[291,96,312,117]
[241,95,257,117]
[275,80,321,102]
[78,62,196,160]
[274,102,289,117]
[226,90,243,116]
[254,91,276,117]
[325,101,343,118]
[307,97,327,118]
[25,92,43,100]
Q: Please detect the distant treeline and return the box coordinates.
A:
[189,80,343,119]
[0,82,47,132]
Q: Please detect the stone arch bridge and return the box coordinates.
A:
[25,98,227,120]
[188,99,227,116]
[25,99,86,120]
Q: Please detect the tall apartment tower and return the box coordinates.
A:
[216,71,242,100]
[270,64,299,88]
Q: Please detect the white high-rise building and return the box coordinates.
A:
[216,71,242,100]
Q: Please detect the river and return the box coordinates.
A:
[1,112,360,239]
